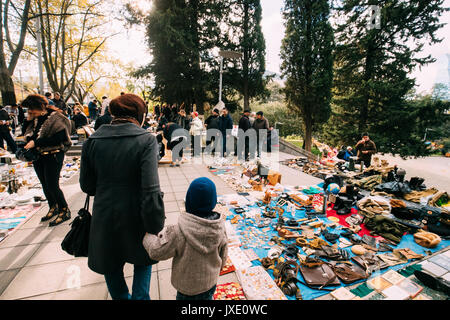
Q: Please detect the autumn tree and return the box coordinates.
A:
[29,0,114,100]
[0,0,31,105]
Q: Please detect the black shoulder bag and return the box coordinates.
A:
[61,195,91,257]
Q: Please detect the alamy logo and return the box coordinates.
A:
[367,5,381,30]
[66,265,81,289]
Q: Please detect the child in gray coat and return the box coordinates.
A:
[143,177,228,300]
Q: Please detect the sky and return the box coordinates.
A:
[111,0,450,95]
[17,0,449,96]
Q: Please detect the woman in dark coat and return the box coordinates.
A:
[22,94,72,227]
[80,94,165,300]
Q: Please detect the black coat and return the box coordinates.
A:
[73,113,88,129]
[80,123,165,274]
[205,115,220,130]
[238,115,251,132]
[0,109,10,133]
[219,114,233,134]
[94,113,112,131]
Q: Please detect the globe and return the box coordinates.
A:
[327,183,341,195]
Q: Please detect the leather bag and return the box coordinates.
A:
[330,262,368,284]
[61,195,91,257]
[299,263,340,290]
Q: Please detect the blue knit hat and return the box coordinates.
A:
[185,177,217,217]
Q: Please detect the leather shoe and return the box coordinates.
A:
[414,270,450,295]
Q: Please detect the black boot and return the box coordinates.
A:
[41,205,59,222]
[414,270,450,296]
[49,207,71,227]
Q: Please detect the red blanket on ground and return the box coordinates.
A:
[326,204,381,239]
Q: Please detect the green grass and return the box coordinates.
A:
[284,138,322,156]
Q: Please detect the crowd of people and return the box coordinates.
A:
[0,91,382,302]
[154,103,277,167]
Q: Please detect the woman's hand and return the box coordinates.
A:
[24,140,35,150]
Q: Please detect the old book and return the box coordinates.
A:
[420,261,447,277]
[382,285,410,300]
[381,270,406,285]
[330,287,356,300]
[397,278,423,299]
[367,276,392,292]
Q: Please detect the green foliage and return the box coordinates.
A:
[325,0,449,157]
[221,0,269,110]
[128,0,268,114]
[130,0,228,112]
[321,93,450,157]
[280,0,335,151]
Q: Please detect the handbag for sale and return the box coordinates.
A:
[329,262,368,284]
[61,195,91,257]
[298,260,341,291]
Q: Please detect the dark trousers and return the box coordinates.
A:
[358,158,371,169]
[191,135,201,157]
[33,152,67,209]
[206,135,219,156]
[256,130,268,157]
[89,110,97,122]
[221,132,230,157]
[104,264,152,300]
[169,138,184,163]
[238,136,250,161]
[176,285,216,301]
[0,130,17,154]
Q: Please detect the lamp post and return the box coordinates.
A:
[218,50,243,105]
[35,18,44,94]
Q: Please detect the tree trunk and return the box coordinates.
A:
[0,67,17,105]
[360,41,375,134]
[303,0,313,153]
[303,115,313,152]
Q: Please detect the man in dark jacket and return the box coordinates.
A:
[219,107,233,157]
[176,109,190,131]
[80,93,165,300]
[205,108,220,156]
[0,105,17,153]
[252,111,269,157]
[94,107,113,131]
[53,92,67,114]
[88,100,99,122]
[355,133,377,168]
[238,109,251,161]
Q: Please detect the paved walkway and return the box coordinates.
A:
[0,151,321,300]
[376,154,450,193]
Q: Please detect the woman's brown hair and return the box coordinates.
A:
[21,94,48,111]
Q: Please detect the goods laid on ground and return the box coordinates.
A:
[0,148,80,242]
[210,157,450,300]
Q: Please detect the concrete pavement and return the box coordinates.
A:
[0,151,322,300]
[377,154,450,193]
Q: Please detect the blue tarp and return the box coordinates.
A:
[0,216,27,230]
[226,186,449,300]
